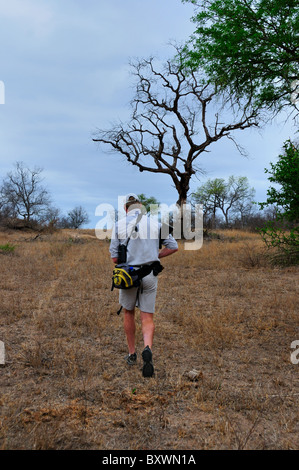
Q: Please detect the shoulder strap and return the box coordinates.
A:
[125,212,143,247]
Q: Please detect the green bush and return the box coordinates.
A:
[259,140,299,265]
[260,224,299,265]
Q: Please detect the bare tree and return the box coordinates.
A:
[191,178,227,228]
[217,176,256,226]
[0,162,51,225]
[229,177,256,227]
[67,206,89,229]
[93,51,259,210]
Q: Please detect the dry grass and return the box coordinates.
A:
[0,227,298,450]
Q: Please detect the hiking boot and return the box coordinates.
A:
[142,346,154,378]
[126,352,137,366]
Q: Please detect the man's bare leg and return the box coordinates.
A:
[123,308,136,354]
[140,311,155,377]
[140,311,155,349]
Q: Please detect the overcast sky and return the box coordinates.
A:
[0,0,297,229]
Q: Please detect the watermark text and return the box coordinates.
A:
[291,340,299,364]
[95,198,203,250]
[0,341,5,365]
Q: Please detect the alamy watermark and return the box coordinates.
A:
[95,197,203,250]
[290,340,299,365]
[0,81,5,104]
[0,341,5,365]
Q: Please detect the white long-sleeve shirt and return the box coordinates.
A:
[109,209,178,266]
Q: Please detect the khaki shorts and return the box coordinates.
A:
[119,272,158,313]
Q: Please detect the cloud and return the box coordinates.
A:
[0,0,54,36]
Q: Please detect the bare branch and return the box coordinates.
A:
[93,48,259,206]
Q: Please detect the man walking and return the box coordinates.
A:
[109,193,178,377]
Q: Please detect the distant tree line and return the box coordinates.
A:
[0,162,89,230]
[190,175,279,231]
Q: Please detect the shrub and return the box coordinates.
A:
[0,243,16,254]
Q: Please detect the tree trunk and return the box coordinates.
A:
[175,174,190,239]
